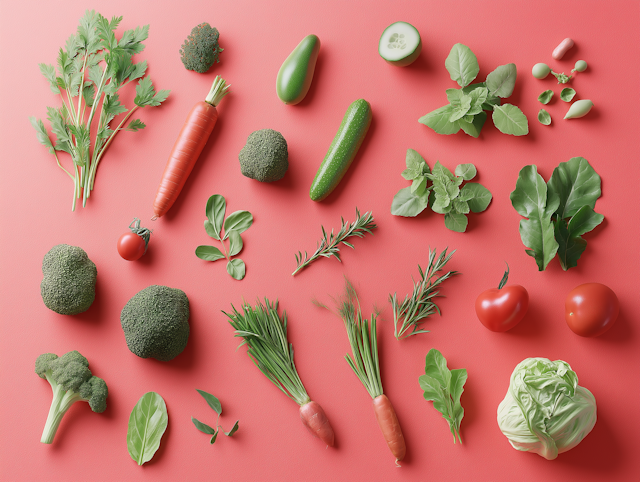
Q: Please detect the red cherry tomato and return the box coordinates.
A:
[565,283,619,337]
[117,218,152,261]
[475,265,529,332]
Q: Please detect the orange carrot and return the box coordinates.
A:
[299,400,335,447]
[373,394,406,463]
[152,76,229,220]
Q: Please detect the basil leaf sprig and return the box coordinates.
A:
[419,43,528,137]
[30,10,170,211]
[191,390,239,444]
[391,149,492,232]
[390,248,458,340]
[127,392,168,465]
[292,208,376,275]
[419,349,467,444]
[510,157,604,271]
[195,194,253,280]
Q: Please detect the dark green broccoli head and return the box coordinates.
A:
[120,285,190,362]
[239,129,289,182]
[79,376,108,413]
[180,23,223,73]
[41,244,97,315]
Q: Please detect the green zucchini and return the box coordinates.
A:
[309,99,372,201]
[276,35,321,105]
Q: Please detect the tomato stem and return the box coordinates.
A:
[498,263,510,290]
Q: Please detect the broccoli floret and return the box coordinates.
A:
[120,285,190,362]
[40,244,97,315]
[180,23,223,73]
[238,129,289,182]
[35,350,108,444]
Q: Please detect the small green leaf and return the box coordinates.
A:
[126,119,146,132]
[458,111,487,138]
[223,211,253,239]
[462,183,493,213]
[401,168,420,181]
[419,105,462,135]
[127,392,168,466]
[486,63,517,98]
[206,195,226,239]
[444,212,468,232]
[445,43,479,88]
[538,90,554,104]
[538,109,552,125]
[492,104,529,136]
[547,157,601,219]
[431,195,452,214]
[30,117,55,154]
[226,259,246,280]
[192,417,217,435]
[224,420,239,436]
[196,389,222,414]
[390,187,429,217]
[560,88,576,102]
[467,87,488,115]
[452,198,470,214]
[406,148,428,173]
[449,94,472,122]
[411,176,427,194]
[210,430,219,444]
[228,230,243,257]
[195,245,226,262]
[454,164,477,181]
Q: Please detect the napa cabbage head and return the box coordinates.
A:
[497,357,596,460]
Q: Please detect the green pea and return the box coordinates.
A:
[532,63,551,79]
[572,60,588,73]
[564,99,593,119]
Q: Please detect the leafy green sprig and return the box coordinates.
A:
[390,248,458,340]
[195,195,253,280]
[191,389,239,444]
[30,10,169,211]
[292,208,376,276]
[224,299,311,406]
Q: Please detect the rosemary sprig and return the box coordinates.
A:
[292,208,376,276]
[390,248,458,340]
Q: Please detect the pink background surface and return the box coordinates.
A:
[1,0,639,480]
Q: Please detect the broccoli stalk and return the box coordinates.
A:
[35,351,108,444]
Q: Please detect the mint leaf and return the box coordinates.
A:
[486,63,517,98]
[445,43,479,88]
[449,94,472,122]
[452,198,470,214]
[492,104,529,136]
[467,87,488,115]
[419,105,461,135]
[391,187,429,217]
[411,176,427,194]
[406,148,429,173]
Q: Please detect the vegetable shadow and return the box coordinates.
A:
[295,46,326,108]
[163,95,233,222]
[136,242,156,266]
[319,115,377,205]
[404,48,430,73]
[500,300,547,341]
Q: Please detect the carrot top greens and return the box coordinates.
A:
[224,299,310,406]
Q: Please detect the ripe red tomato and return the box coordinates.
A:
[475,266,529,332]
[117,218,152,261]
[565,283,619,337]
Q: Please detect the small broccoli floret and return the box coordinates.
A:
[35,350,108,444]
[238,129,289,182]
[120,285,190,362]
[180,23,223,73]
[40,244,97,315]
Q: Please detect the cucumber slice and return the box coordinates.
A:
[378,21,422,67]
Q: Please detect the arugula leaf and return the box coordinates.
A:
[538,90,554,104]
[538,109,551,125]
[445,43,479,88]
[510,165,560,270]
[391,187,429,217]
[419,349,467,443]
[547,157,601,219]
[419,105,461,135]
[486,63,517,98]
[492,104,529,136]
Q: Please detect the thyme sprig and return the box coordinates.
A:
[390,248,458,340]
[292,208,376,276]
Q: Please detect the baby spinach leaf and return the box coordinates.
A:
[196,389,222,414]
[419,349,467,444]
[444,212,468,232]
[538,109,552,125]
[391,187,430,217]
[510,166,559,271]
[419,105,461,135]
[560,88,576,102]
[228,230,243,256]
[486,63,517,98]
[454,163,477,181]
[205,194,226,240]
[547,157,601,219]
[461,183,492,212]
[226,259,246,280]
[127,392,168,466]
[538,90,554,104]
[195,245,226,261]
[192,416,217,435]
[223,211,253,239]
[492,104,529,136]
[445,43,479,88]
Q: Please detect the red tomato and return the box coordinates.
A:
[117,232,146,261]
[475,285,529,332]
[565,283,619,337]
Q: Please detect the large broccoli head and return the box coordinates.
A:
[120,285,190,362]
[238,129,289,182]
[41,244,97,315]
[180,22,223,73]
[35,350,108,444]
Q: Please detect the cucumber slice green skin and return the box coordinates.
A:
[309,99,372,201]
[379,22,422,67]
[276,35,321,105]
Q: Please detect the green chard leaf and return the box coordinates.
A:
[391,187,430,217]
[226,259,246,280]
[127,392,168,466]
[510,165,560,270]
[538,90,554,104]
[492,104,529,136]
[486,63,517,98]
[445,43,479,88]
[538,109,552,125]
[419,349,467,443]
[419,105,461,135]
[547,157,602,219]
